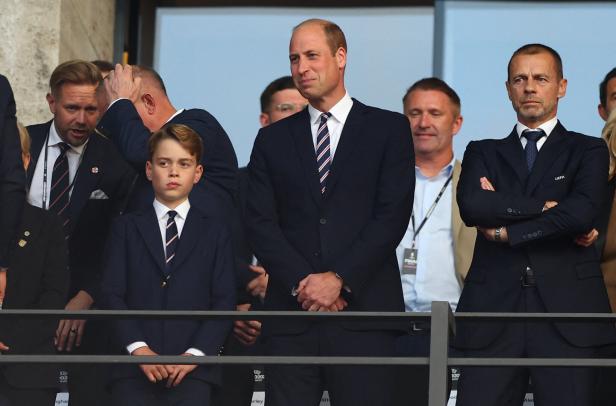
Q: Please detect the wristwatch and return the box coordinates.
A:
[494,226,503,242]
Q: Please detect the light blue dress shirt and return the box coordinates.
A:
[396,158,461,312]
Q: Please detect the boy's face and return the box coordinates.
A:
[146,138,203,208]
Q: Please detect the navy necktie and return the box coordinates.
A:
[316,112,332,195]
[49,142,71,237]
[522,129,546,171]
[165,211,179,273]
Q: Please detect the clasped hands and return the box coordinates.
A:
[477,177,598,247]
[132,346,197,387]
[296,271,347,312]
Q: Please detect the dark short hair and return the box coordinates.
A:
[148,124,203,162]
[600,68,616,108]
[260,76,297,112]
[49,60,102,97]
[508,43,563,81]
[91,60,114,74]
[133,65,167,95]
[403,77,461,115]
[294,19,347,55]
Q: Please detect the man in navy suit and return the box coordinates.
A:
[0,74,26,306]
[455,44,616,406]
[27,60,136,406]
[98,64,237,217]
[247,19,413,406]
[101,123,235,406]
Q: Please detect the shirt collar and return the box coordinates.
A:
[165,109,185,124]
[308,92,353,125]
[49,120,87,155]
[516,116,558,139]
[153,198,191,221]
[415,156,455,179]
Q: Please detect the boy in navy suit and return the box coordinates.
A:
[101,123,235,406]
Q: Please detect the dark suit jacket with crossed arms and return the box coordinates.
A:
[247,99,414,335]
[455,121,616,350]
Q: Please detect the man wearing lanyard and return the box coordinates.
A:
[26,60,136,406]
[393,78,475,406]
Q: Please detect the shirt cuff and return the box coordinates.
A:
[127,341,148,354]
[107,97,130,111]
[185,348,205,356]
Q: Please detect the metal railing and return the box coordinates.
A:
[1,303,615,406]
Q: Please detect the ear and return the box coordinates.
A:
[22,152,31,171]
[505,80,513,102]
[259,113,271,128]
[145,160,153,181]
[452,114,463,136]
[336,47,347,70]
[557,78,567,99]
[194,164,204,184]
[46,93,57,115]
[599,104,608,121]
[142,93,156,115]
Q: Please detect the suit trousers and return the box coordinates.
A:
[264,322,397,406]
[0,373,56,406]
[455,286,597,406]
[211,333,258,406]
[111,376,211,406]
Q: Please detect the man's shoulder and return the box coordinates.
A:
[26,121,52,137]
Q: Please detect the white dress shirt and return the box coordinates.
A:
[126,198,205,356]
[396,158,461,312]
[28,121,87,208]
[516,116,558,151]
[307,92,353,160]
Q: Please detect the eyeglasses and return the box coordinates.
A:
[273,103,309,113]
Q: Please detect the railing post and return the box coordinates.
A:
[428,301,454,406]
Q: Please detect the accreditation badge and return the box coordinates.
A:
[402,245,418,275]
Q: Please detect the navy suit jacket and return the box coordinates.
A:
[456,122,616,349]
[0,204,68,389]
[0,75,25,268]
[97,100,238,218]
[101,206,236,384]
[26,122,136,302]
[247,99,413,335]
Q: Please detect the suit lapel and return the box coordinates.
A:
[291,110,323,207]
[325,99,365,196]
[27,122,51,185]
[171,208,200,273]
[496,128,528,186]
[525,122,570,195]
[136,208,166,274]
[451,160,463,248]
[67,136,100,229]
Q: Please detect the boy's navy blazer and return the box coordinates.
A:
[101,205,236,384]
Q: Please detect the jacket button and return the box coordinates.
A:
[507,208,513,213]
[319,218,327,225]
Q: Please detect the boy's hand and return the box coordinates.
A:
[132,346,169,383]
[166,353,197,387]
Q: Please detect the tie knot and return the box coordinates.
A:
[57,142,70,154]
[522,129,546,143]
[167,210,177,220]
[320,112,332,123]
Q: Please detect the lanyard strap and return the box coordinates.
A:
[411,174,453,238]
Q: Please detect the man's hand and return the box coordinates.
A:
[104,64,142,104]
[324,296,348,312]
[0,267,7,308]
[575,228,598,247]
[480,176,495,191]
[132,346,169,383]
[165,353,197,387]
[55,290,94,351]
[296,272,343,311]
[0,341,9,352]
[542,201,558,212]
[477,226,509,243]
[246,265,268,300]
[233,303,261,346]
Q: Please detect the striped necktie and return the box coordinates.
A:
[165,210,179,273]
[522,128,546,171]
[316,112,332,195]
[49,142,71,236]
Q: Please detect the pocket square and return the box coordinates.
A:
[554,175,565,181]
[89,189,109,200]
